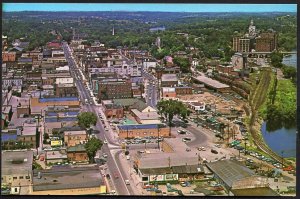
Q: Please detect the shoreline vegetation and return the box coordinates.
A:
[246,68,295,166]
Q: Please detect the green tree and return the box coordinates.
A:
[85,137,103,163]
[270,51,283,68]
[77,112,97,129]
[173,57,190,73]
[157,99,190,127]
[282,65,296,80]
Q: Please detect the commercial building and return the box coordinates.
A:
[175,86,193,95]
[98,78,132,101]
[161,74,178,87]
[206,160,276,196]
[45,150,68,165]
[192,74,230,92]
[67,144,89,162]
[130,109,161,124]
[138,164,205,184]
[64,130,88,147]
[233,37,250,53]
[117,124,170,139]
[2,52,17,62]
[101,100,124,119]
[1,150,34,195]
[30,97,80,109]
[32,166,106,195]
[162,87,176,98]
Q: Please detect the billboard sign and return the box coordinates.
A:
[149,175,164,182]
[50,140,63,147]
[165,174,178,181]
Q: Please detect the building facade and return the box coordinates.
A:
[117,124,170,139]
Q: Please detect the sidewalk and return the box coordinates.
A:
[118,152,145,195]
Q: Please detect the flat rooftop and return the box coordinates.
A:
[194,74,229,89]
[39,97,79,103]
[118,123,166,130]
[2,150,34,175]
[64,130,87,136]
[32,166,102,191]
[161,74,178,82]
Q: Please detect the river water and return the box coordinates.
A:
[261,122,296,158]
[259,50,297,158]
[282,51,297,67]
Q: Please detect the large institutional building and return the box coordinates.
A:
[232,20,278,53]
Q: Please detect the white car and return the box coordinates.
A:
[103,140,108,144]
[102,153,108,158]
[125,179,130,185]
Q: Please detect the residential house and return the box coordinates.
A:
[161,74,178,87]
[101,100,124,119]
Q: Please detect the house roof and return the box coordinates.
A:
[67,144,86,152]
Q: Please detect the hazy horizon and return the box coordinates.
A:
[2,3,297,13]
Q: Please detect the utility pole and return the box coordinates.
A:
[126,126,129,140]
[157,125,160,150]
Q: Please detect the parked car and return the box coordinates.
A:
[125,179,130,185]
[102,153,108,158]
[197,146,206,151]
[182,137,192,142]
[211,149,218,154]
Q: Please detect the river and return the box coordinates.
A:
[261,122,296,158]
[282,51,297,67]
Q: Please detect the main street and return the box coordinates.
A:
[62,42,132,195]
[142,69,158,107]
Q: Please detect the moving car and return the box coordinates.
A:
[103,140,108,144]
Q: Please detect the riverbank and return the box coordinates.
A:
[245,68,294,167]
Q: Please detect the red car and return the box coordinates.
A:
[283,166,294,171]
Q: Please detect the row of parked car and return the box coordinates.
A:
[125,137,164,145]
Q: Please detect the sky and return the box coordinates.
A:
[2,3,297,13]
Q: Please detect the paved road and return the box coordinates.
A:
[63,42,131,195]
[142,70,158,107]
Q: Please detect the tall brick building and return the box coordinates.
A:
[255,32,278,52]
[233,37,250,53]
[98,78,132,101]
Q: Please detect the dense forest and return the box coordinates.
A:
[2,11,297,55]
